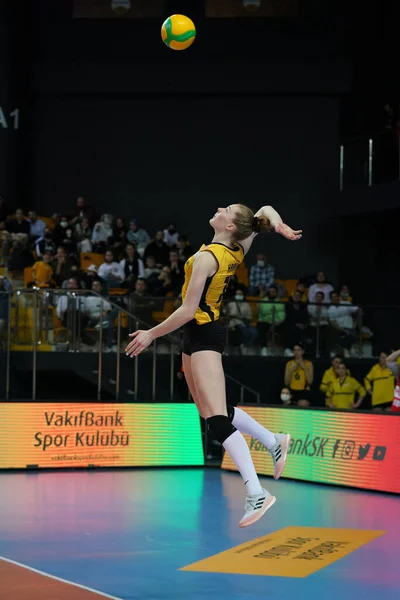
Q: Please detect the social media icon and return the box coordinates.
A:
[373,446,386,461]
[341,440,355,460]
[358,444,371,460]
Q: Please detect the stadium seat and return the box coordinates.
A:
[80,253,104,270]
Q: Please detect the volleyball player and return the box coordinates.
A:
[125,205,302,527]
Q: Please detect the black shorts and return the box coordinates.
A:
[182,319,226,356]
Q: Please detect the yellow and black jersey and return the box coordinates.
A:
[286,360,312,391]
[181,242,244,325]
[364,364,395,406]
[326,376,366,409]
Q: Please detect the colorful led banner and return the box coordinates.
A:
[0,403,204,469]
[221,406,400,493]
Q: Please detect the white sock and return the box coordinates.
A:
[232,407,276,450]
[223,430,263,496]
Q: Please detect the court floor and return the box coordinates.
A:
[0,468,399,600]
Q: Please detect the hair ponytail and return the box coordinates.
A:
[231,205,272,242]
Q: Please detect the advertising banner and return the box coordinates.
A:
[0,403,203,469]
[221,406,400,493]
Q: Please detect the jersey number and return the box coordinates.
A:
[217,277,231,305]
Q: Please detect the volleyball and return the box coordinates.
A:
[161,14,196,51]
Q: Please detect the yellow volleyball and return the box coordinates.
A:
[161,14,196,51]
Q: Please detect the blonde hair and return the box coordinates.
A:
[231,204,272,242]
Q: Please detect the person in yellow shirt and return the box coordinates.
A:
[320,354,350,405]
[32,251,54,288]
[364,352,395,410]
[327,362,366,410]
[284,343,314,406]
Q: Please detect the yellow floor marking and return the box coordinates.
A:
[181,526,385,578]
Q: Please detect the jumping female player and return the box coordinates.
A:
[125,205,302,527]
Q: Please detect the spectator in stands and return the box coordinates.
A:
[74,216,92,252]
[98,250,123,288]
[284,290,309,355]
[65,264,85,290]
[70,196,93,225]
[8,238,34,276]
[6,209,30,237]
[109,217,126,258]
[308,271,334,304]
[85,280,118,353]
[119,243,144,290]
[52,246,72,287]
[280,387,292,406]
[0,221,8,266]
[3,209,30,262]
[328,291,358,356]
[249,253,275,296]
[82,264,107,292]
[257,285,286,356]
[144,230,169,267]
[386,348,400,413]
[52,215,71,248]
[295,281,308,302]
[326,362,366,410]
[31,251,54,288]
[339,284,353,303]
[153,266,174,297]
[61,226,78,261]
[364,352,395,411]
[126,219,150,257]
[91,214,113,252]
[225,289,258,352]
[319,354,349,405]
[36,228,56,258]
[163,222,179,248]
[56,277,91,350]
[284,343,313,406]
[127,278,155,326]
[176,235,193,262]
[143,255,160,281]
[307,290,330,356]
[168,249,184,294]
[28,211,46,242]
[0,276,11,349]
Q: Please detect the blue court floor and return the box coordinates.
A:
[0,468,399,600]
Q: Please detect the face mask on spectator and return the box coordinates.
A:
[60,220,68,228]
[257,260,265,267]
[235,294,244,301]
[281,393,291,402]
[104,217,112,226]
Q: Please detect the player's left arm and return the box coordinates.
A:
[240,205,302,255]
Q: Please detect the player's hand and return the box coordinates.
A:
[275,222,302,241]
[125,330,154,357]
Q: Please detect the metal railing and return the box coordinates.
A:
[0,289,261,403]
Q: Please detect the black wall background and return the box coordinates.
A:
[1,0,399,296]
[32,94,340,278]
